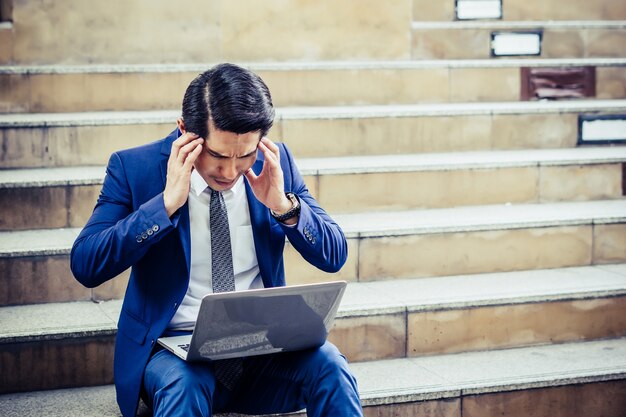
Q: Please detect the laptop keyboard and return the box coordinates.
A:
[178,344,190,352]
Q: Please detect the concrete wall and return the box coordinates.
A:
[5,0,411,64]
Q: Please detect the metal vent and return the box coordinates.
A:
[0,0,12,22]
[521,67,596,100]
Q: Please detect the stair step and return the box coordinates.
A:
[2,100,626,167]
[344,264,626,359]
[0,166,104,231]
[413,21,626,30]
[5,0,624,64]
[294,200,626,282]
[1,200,624,257]
[4,147,625,187]
[413,0,626,21]
[4,58,626,73]
[333,199,626,238]
[0,227,130,306]
[0,385,122,417]
[3,100,624,127]
[2,58,626,112]
[5,0,413,66]
[1,264,626,393]
[1,147,624,230]
[411,20,626,60]
[1,338,625,416]
[1,200,624,292]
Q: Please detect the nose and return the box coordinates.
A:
[220,159,238,180]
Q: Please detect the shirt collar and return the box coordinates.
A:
[190,169,245,197]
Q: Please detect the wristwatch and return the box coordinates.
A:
[271,192,301,222]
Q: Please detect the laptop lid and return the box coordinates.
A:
[185,281,347,361]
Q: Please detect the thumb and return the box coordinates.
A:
[245,168,258,183]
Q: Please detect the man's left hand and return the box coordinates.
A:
[245,138,293,216]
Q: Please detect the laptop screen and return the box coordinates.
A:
[189,281,346,360]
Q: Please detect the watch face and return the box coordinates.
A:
[288,193,299,208]
[272,193,300,222]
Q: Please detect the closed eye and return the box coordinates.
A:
[206,149,229,159]
[239,150,257,159]
[206,149,257,159]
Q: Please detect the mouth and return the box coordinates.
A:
[213,178,236,188]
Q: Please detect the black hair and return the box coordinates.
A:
[181,63,275,140]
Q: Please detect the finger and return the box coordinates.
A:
[179,137,203,153]
[244,168,258,183]
[177,138,204,163]
[170,133,200,164]
[261,137,280,161]
[172,132,199,150]
[259,141,278,165]
[177,141,200,164]
[261,137,280,152]
[183,144,203,170]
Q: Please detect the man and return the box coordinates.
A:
[70,63,363,417]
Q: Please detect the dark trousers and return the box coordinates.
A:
[142,341,363,417]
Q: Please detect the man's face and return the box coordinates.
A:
[193,121,261,191]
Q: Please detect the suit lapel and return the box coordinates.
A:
[177,204,191,278]
[245,153,275,288]
[160,128,192,277]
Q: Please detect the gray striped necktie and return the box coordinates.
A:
[210,189,243,390]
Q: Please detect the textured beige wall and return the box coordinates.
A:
[9,0,411,64]
[463,381,626,417]
[413,0,626,21]
[0,25,12,64]
[505,0,626,21]
[222,0,411,62]
[364,399,461,417]
[12,0,221,64]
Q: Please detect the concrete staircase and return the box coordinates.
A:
[1,0,626,416]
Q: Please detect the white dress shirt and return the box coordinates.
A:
[168,170,263,330]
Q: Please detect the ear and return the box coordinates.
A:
[176,117,186,134]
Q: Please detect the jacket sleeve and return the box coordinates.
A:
[278,143,348,273]
[70,152,178,288]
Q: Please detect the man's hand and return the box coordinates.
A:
[245,138,293,216]
[163,133,204,217]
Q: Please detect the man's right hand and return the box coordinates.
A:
[163,133,204,217]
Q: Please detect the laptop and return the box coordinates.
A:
[157,281,347,361]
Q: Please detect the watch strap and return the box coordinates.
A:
[271,192,301,222]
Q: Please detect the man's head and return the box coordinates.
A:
[177,63,275,191]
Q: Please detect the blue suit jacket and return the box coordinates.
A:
[70,129,347,417]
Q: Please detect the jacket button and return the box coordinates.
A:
[147,229,154,236]
[141,232,148,239]
[152,225,159,232]
[136,235,142,243]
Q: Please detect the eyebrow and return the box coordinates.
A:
[206,147,257,159]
